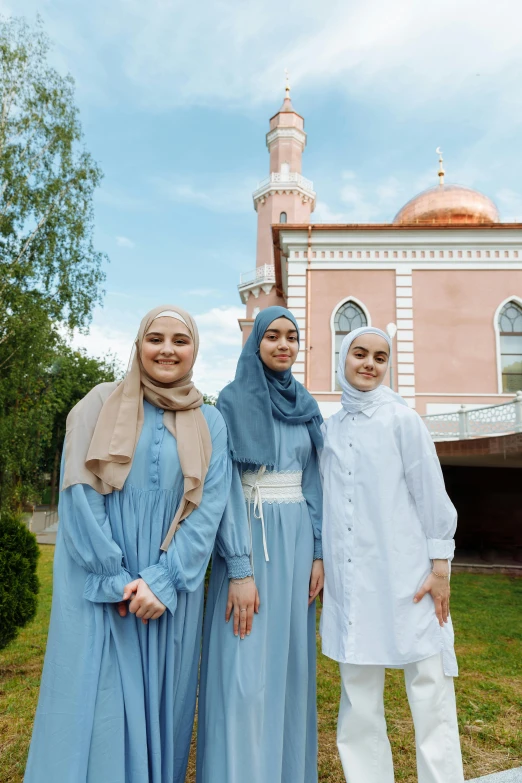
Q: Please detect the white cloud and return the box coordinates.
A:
[116,235,135,248]
[186,288,223,297]
[314,173,409,224]
[96,187,150,212]
[153,176,255,214]
[495,189,522,222]
[10,0,522,124]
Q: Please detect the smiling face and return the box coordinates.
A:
[344,333,389,391]
[140,316,195,384]
[259,317,299,372]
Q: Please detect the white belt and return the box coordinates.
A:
[241,467,305,563]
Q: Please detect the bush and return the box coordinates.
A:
[0,515,40,650]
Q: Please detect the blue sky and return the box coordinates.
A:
[5,0,522,392]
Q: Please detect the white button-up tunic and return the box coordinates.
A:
[320,401,458,676]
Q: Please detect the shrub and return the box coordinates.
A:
[0,514,40,650]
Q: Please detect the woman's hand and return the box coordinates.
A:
[413,560,450,626]
[121,578,166,625]
[225,577,259,640]
[309,559,324,606]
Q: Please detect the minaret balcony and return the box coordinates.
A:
[252,172,316,209]
[238,264,276,303]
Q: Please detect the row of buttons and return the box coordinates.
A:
[151,408,164,485]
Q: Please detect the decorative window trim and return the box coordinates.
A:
[494,295,522,394]
[330,296,371,391]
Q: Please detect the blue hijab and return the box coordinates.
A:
[217,306,323,468]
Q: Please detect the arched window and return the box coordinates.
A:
[334,300,368,389]
[499,301,522,392]
[279,212,287,224]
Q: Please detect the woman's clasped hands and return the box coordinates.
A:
[116,579,166,625]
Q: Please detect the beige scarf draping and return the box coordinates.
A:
[62,305,212,551]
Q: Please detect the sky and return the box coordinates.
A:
[4,0,522,393]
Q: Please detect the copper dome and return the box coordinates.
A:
[393,184,500,226]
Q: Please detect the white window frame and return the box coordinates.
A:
[330,296,371,391]
[494,295,522,394]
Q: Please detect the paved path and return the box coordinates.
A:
[468,769,522,782]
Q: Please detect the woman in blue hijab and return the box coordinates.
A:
[197,306,324,783]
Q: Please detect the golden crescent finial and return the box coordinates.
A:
[436,147,445,186]
[284,68,290,96]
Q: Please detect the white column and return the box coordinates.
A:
[287,260,307,383]
[395,267,416,408]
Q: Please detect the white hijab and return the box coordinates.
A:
[337,326,408,414]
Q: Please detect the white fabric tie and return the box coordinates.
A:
[241,467,305,563]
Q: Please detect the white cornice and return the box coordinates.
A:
[279,227,522,251]
[266,126,307,150]
[293,262,522,271]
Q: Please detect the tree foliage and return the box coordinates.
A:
[0,513,39,650]
[0,15,106,350]
[0,16,110,511]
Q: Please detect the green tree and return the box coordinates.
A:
[0,15,106,346]
[0,16,108,511]
[41,347,121,507]
[0,297,60,510]
[0,514,39,650]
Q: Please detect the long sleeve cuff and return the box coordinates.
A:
[427,538,455,560]
[84,569,132,604]
[313,537,323,560]
[225,554,253,579]
[139,563,178,616]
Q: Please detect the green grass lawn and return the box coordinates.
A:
[1,547,521,782]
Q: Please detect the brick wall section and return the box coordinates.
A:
[435,432,522,460]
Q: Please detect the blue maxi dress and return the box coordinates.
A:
[25,401,247,783]
[197,417,322,783]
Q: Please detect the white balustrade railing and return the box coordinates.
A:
[239,264,276,287]
[255,172,314,192]
[43,508,58,530]
[422,392,522,440]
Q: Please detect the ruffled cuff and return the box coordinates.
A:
[139,563,178,616]
[225,554,253,580]
[84,569,132,604]
[313,537,323,560]
[427,538,455,561]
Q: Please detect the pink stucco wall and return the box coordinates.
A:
[307,269,397,391]
[255,195,312,267]
[245,288,286,319]
[269,141,303,175]
[413,269,522,396]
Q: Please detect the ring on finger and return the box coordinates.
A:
[240,608,247,613]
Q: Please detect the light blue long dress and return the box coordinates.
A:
[197,418,322,783]
[25,401,247,783]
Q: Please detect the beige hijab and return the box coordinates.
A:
[62,305,212,551]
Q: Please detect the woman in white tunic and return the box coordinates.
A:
[320,326,464,783]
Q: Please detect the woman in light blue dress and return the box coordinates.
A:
[197,306,324,783]
[25,305,248,783]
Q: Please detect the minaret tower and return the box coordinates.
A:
[238,76,316,331]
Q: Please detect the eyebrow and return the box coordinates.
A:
[265,328,298,335]
[352,344,389,356]
[145,331,191,338]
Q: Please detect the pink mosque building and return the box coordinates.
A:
[237,86,522,567]
[238,85,522,420]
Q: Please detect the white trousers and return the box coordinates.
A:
[337,654,464,783]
